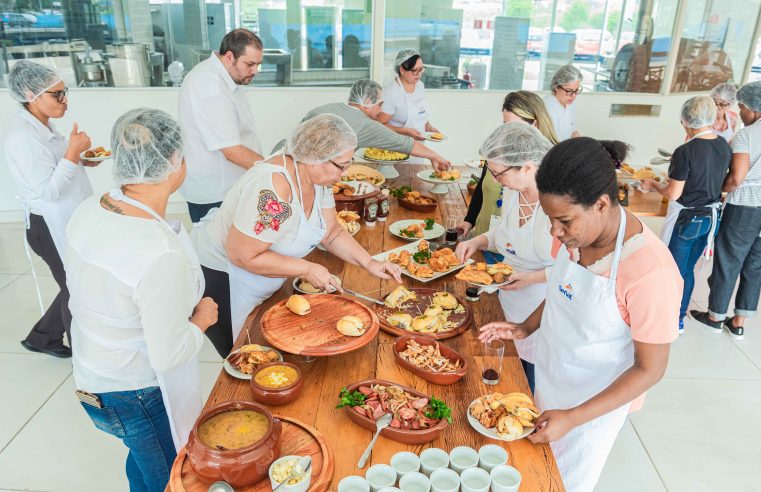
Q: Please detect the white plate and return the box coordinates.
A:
[424,132,448,142]
[223,346,284,380]
[372,239,473,283]
[464,278,513,294]
[335,180,378,197]
[416,169,464,184]
[649,156,670,165]
[79,150,111,162]
[291,276,342,294]
[467,399,535,442]
[356,148,409,163]
[464,158,483,169]
[389,219,445,241]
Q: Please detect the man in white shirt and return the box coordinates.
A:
[179,29,265,222]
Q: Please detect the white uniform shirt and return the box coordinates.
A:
[544,94,576,141]
[4,108,92,254]
[178,54,262,204]
[382,79,429,131]
[66,197,204,394]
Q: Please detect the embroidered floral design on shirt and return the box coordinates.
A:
[254,189,292,235]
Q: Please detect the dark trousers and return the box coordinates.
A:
[25,214,71,349]
[708,204,761,320]
[201,265,233,357]
[521,359,535,394]
[187,201,222,223]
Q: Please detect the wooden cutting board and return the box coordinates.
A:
[373,288,472,340]
[169,416,333,492]
[261,294,380,356]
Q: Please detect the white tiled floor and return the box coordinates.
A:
[1,219,760,491]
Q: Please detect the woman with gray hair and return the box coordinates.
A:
[194,113,403,355]
[455,123,556,392]
[710,82,741,141]
[65,108,218,490]
[640,95,731,333]
[543,64,583,140]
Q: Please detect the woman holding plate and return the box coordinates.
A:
[455,123,555,392]
[193,113,402,356]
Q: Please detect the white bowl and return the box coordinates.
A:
[399,471,430,492]
[366,464,398,492]
[391,451,421,478]
[460,467,490,492]
[378,488,402,492]
[268,455,311,492]
[338,475,371,492]
[448,446,479,474]
[429,468,460,492]
[477,444,508,472]
[420,448,449,476]
[489,465,522,492]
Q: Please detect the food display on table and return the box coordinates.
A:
[337,210,361,235]
[224,344,283,380]
[269,455,311,490]
[198,409,270,450]
[428,132,445,141]
[293,276,341,294]
[375,286,472,339]
[336,315,366,336]
[376,239,471,282]
[467,178,477,195]
[250,362,304,406]
[468,392,540,441]
[340,164,385,185]
[332,182,356,196]
[285,294,311,315]
[363,147,409,162]
[398,339,461,371]
[254,364,300,389]
[390,218,445,241]
[428,169,462,181]
[456,262,513,286]
[392,336,467,385]
[83,146,111,158]
[391,186,439,213]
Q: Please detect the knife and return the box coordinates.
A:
[342,288,386,306]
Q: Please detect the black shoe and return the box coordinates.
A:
[21,340,72,358]
[690,310,722,333]
[724,317,745,340]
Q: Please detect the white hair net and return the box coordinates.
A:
[287,113,358,165]
[737,81,761,113]
[479,122,553,167]
[710,83,737,105]
[394,49,420,74]
[348,78,382,107]
[550,64,582,89]
[681,96,717,129]
[8,60,63,103]
[111,108,183,186]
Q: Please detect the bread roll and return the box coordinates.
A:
[285,294,311,315]
[336,315,365,336]
[431,291,458,310]
[387,313,413,330]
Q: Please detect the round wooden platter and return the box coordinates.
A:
[373,288,473,340]
[261,294,380,356]
[169,416,334,492]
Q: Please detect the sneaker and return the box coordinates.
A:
[724,317,745,340]
[20,340,72,358]
[690,310,722,334]
[678,318,684,335]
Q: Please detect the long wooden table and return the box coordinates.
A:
[624,187,668,217]
[197,164,564,491]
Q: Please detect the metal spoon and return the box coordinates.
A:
[358,412,393,469]
[272,455,312,492]
[207,481,234,492]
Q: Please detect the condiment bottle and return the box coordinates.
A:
[377,189,390,222]
[364,197,378,227]
[465,286,480,302]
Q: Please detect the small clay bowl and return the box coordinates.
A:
[393,335,467,385]
[250,362,304,406]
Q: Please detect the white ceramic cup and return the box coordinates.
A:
[366,464,398,492]
[477,444,509,472]
[391,451,421,479]
[490,465,522,492]
[338,475,371,492]
[460,467,491,492]
[449,446,479,474]
[378,488,402,492]
[429,468,460,492]
[420,448,450,476]
[398,471,431,492]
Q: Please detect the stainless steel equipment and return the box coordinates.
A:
[107,43,152,87]
[256,49,292,86]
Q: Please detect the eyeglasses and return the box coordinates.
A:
[488,166,512,179]
[44,88,69,103]
[714,99,731,109]
[329,157,354,172]
[407,66,426,75]
[558,86,583,96]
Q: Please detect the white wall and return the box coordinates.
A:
[0,86,694,221]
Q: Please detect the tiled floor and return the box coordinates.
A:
[1,218,760,491]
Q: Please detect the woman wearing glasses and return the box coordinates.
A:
[544,64,583,141]
[378,49,440,141]
[192,114,402,356]
[4,60,96,358]
[710,83,741,141]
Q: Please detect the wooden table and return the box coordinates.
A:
[624,187,668,217]
[193,164,564,491]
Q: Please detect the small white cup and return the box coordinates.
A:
[366,464,398,492]
[420,448,449,476]
[391,451,421,479]
[490,465,522,492]
[449,446,479,474]
[460,467,491,492]
[378,488,402,492]
[477,444,508,472]
[398,471,431,492]
[338,475,371,492]
[429,468,460,492]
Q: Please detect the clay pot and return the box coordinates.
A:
[187,401,282,488]
[392,335,467,385]
[250,362,304,406]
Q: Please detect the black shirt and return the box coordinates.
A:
[668,137,731,207]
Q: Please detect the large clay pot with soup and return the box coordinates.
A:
[187,400,282,487]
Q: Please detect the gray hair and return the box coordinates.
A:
[550,64,582,90]
[287,113,358,164]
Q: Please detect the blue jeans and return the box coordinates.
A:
[187,201,222,223]
[668,214,713,319]
[80,386,175,492]
[521,359,535,394]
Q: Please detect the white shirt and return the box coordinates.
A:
[66,197,204,393]
[382,79,429,131]
[4,108,92,254]
[178,54,262,204]
[544,93,576,141]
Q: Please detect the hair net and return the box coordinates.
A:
[550,64,582,89]
[479,122,553,167]
[681,96,717,129]
[348,78,382,107]
[8,60,63,103]
[287,113,358,165]
[111,108,183,186]
[737,81,761,113]
[394,49,420,74]
[710,83,737,105]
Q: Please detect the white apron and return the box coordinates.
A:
[397,78,430,164]
[494,191,553,363]
[715,111,736,141]
[228,159,327,339]
[109,189,205,452]
[534,207,634,492]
